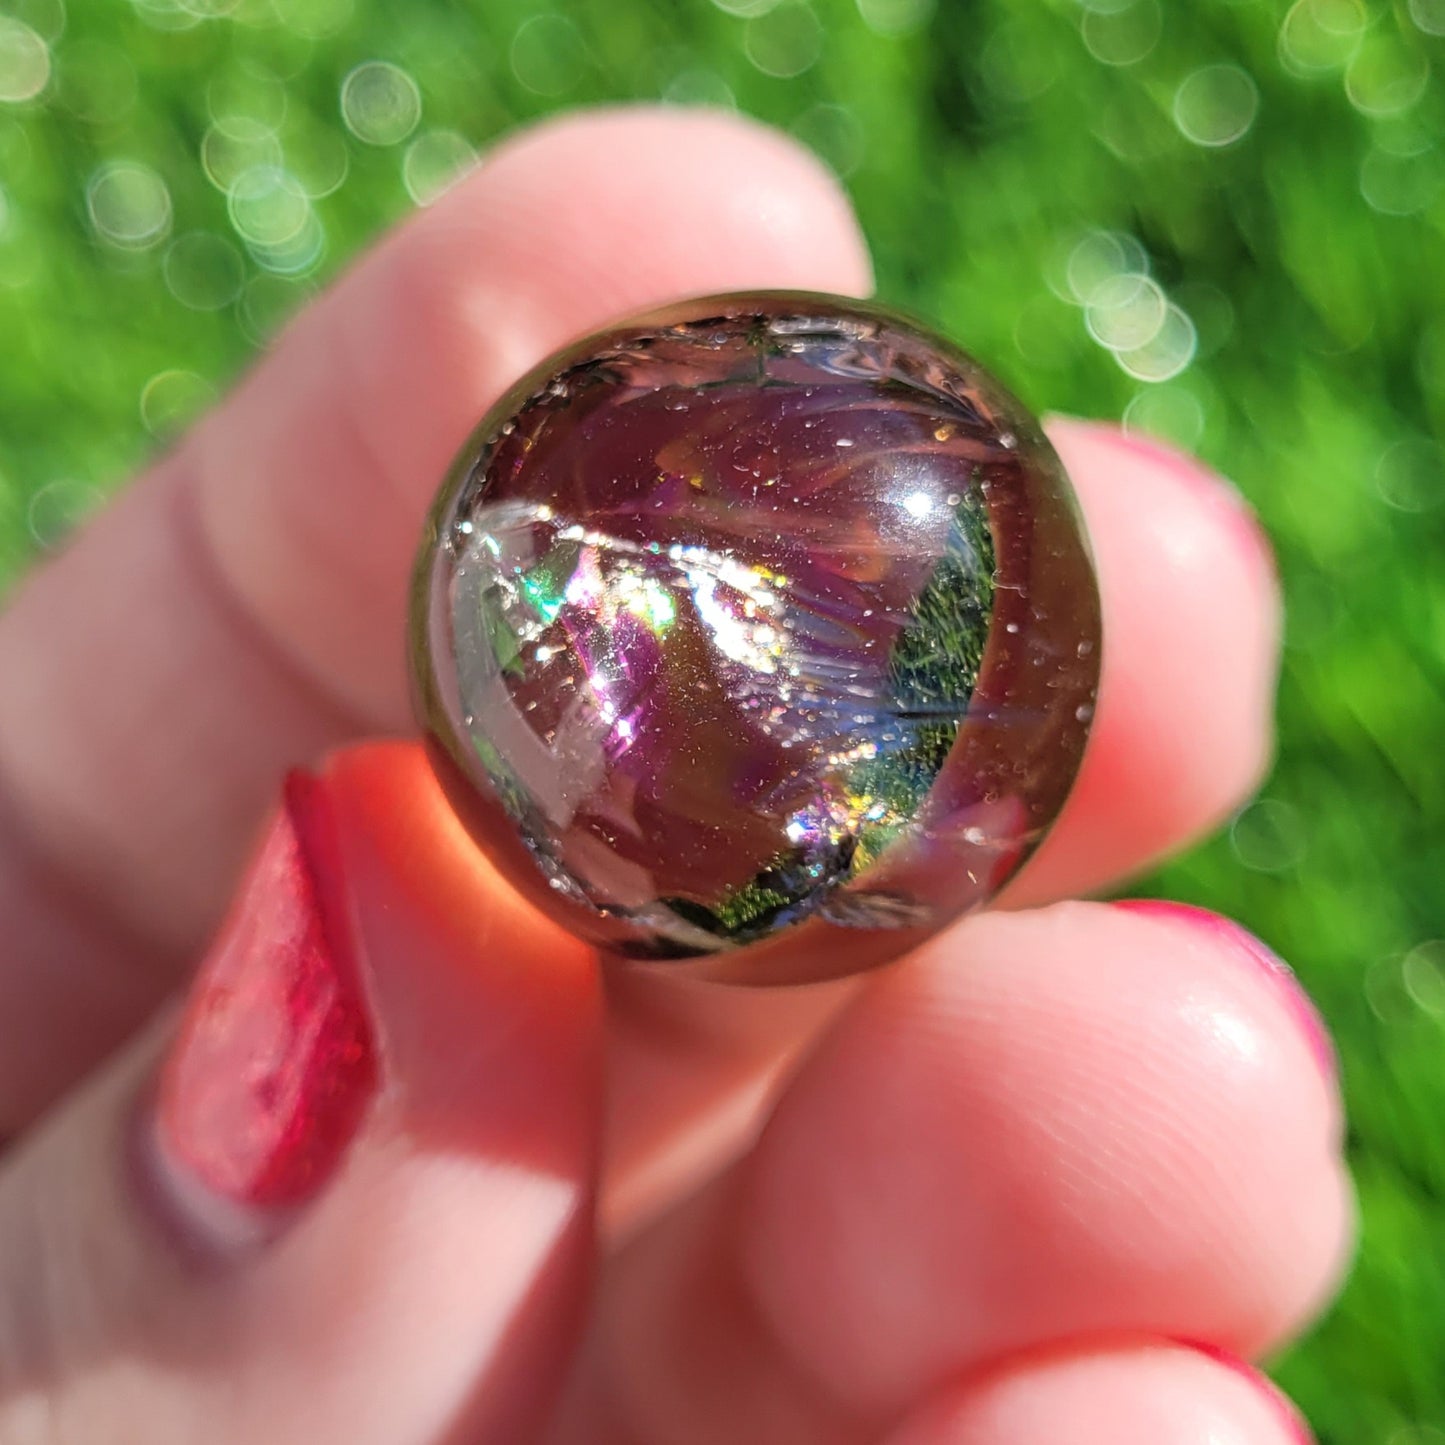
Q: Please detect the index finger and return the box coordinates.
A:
[0,106,874,1131]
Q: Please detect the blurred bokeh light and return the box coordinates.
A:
[1,2,1443,1439]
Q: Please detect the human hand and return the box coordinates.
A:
[0,107,1350,1443]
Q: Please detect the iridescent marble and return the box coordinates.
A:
[412,294,1101,983]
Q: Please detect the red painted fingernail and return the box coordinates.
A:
[139,770,379,1255]
[1115,900,1335,1081]
[1182,1344,1316,1443]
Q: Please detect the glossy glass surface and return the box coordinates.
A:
[413,294,1101,982]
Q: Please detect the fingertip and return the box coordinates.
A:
[389,104,875,407]
[884,1343,1315,1445]
[1114,900,1338,1092]
[1006,419,1283,905]
[468,104,876,305]
[1047,417,1277,587]
[1100,900,1357,1347]
[1181,1345,1317,1444]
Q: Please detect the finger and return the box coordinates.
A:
[882,1344,1313,1445]
[0,743,600,1445]
[0,106,872,1131]
[1004,418,1281,906]
[559,902,1351,1444]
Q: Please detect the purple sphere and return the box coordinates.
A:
[412,294,1101,983]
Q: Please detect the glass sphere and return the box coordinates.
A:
[412,293,1101,983]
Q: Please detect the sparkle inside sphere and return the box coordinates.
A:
[412,294,1101,983]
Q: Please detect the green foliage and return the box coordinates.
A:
[2,0,1443,1437]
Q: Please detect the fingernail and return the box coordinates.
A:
[1115,900,1335,1082]
[1181,1343,1316,1443]
[138,771,379,1255]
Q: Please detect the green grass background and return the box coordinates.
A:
[1,0,1442,1437]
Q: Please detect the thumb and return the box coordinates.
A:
[0,744,601,1444]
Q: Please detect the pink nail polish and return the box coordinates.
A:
[139,771,379,1255]
[1115,900,1335,1081]
[1182,1343,1316,1443]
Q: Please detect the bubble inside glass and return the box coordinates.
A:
[413,294,1101,983]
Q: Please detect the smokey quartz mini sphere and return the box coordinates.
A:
[412,294,1101,983]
